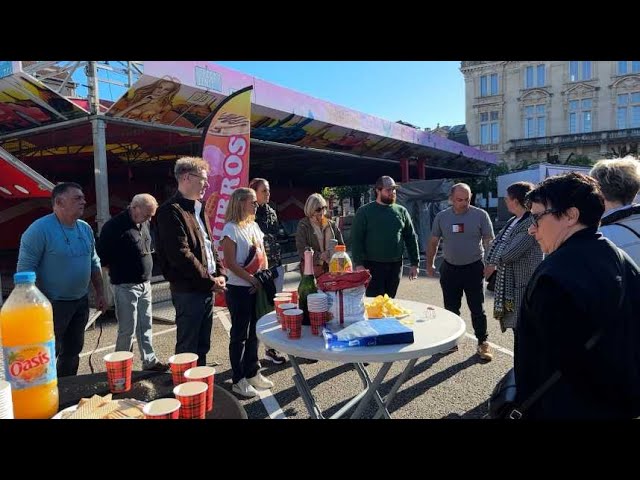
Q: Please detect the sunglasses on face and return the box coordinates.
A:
[248,200,259,207]
[531,208,558,227]
[315,206,328,213]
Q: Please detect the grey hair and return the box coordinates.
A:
[174,156,210,181]
[131,193,158,209]
[590,155,640,205]
[304,193,327,218]
[449,182,471,197]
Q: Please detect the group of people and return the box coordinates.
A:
[15,152,640,417]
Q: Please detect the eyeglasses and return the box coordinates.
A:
[531,208,559,227]
[315,206,328,213]
[188,173,208,183]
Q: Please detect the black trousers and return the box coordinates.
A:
[225,285,259,384]
[51,295,89,377]
[439,260,488,343]
[171,290,214,366]
[363,260,403,298]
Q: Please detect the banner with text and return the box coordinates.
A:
[202,85,253,261]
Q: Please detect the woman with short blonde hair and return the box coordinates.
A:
[295,193,344,277]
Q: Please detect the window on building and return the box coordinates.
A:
[480,73,499,97]
[617,61,640,75]
[616,92,640,129]
[569,61,592,82]
[524,104,546,138]
[525,64,546,88]
[480,111,500,144]
[569,98,592,133]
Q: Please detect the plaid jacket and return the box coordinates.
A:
[486,212,543,329]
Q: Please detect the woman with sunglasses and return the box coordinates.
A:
[484,182,542,335]
[221,187,275,398]
[295,193,344,278]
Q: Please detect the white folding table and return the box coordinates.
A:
[256,298,466,419]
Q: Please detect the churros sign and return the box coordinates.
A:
[201,86,253,260]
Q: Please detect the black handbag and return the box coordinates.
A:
[487,368,517,419]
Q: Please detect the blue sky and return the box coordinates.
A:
[215,61,465,130]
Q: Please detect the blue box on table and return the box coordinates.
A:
[323,318,414,350]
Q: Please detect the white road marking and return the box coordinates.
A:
[80,326,177,358]
[464,332,514,357]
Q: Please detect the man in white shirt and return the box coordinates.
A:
[590,156,640,265]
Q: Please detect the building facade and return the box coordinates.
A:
[460,61,640,166]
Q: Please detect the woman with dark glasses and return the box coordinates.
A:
[295,193,344,278]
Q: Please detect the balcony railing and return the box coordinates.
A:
[507,128,640,152]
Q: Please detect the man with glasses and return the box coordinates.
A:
[426,183,495,361]
[97,193,169,372]
[352,176,420,298]
[155,157,227,367]
[17,182,107,376]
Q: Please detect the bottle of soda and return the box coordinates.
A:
[0,271,59,419]
[297,248,318,325]
[329,244,353,274]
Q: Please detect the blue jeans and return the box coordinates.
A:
[171,290,213,366]
[51,295,89,377]
[226,284,259,384]
[112,281,158,368]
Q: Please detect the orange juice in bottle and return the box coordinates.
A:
[0,271,58,419]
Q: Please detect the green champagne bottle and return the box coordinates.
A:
[298,248,318,325]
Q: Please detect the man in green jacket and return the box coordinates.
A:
[352,176,419,298]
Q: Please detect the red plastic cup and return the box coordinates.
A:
[284,308,303,339]
[274,296,293,323]
[103,351,134,393]
[168,353,199,386]
[143,398,181,419]
[309,311,327,335]
[173,381,208,419]
[283,290,298,304]
[279,303,297,331]
[184,366,216,412]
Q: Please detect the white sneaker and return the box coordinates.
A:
[246,372,274,390]
[232,378,259,398]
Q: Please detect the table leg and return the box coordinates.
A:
[350,362,393,419]
[290,356,324,419]
[373,358,418,419]
[353,363,392,419]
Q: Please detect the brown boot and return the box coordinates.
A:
[477,342,493,361]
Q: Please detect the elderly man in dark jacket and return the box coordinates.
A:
[155,157,227,366]
[516,172,640,419]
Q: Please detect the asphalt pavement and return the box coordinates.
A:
[72,266,514,420]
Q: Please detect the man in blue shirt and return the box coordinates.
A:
[17,182,106,377]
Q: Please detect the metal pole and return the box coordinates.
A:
[87,62,110,233]
[92,117,110,234]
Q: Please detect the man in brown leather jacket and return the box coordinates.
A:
[155,157,227,366]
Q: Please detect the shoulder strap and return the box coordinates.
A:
[609,223,640,240]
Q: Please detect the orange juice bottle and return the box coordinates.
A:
[0,271,58,418]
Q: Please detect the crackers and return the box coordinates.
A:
[61,394,145,419]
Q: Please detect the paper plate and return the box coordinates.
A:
[52,404,77,419]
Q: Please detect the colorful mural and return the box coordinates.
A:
[0,73,88,133]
